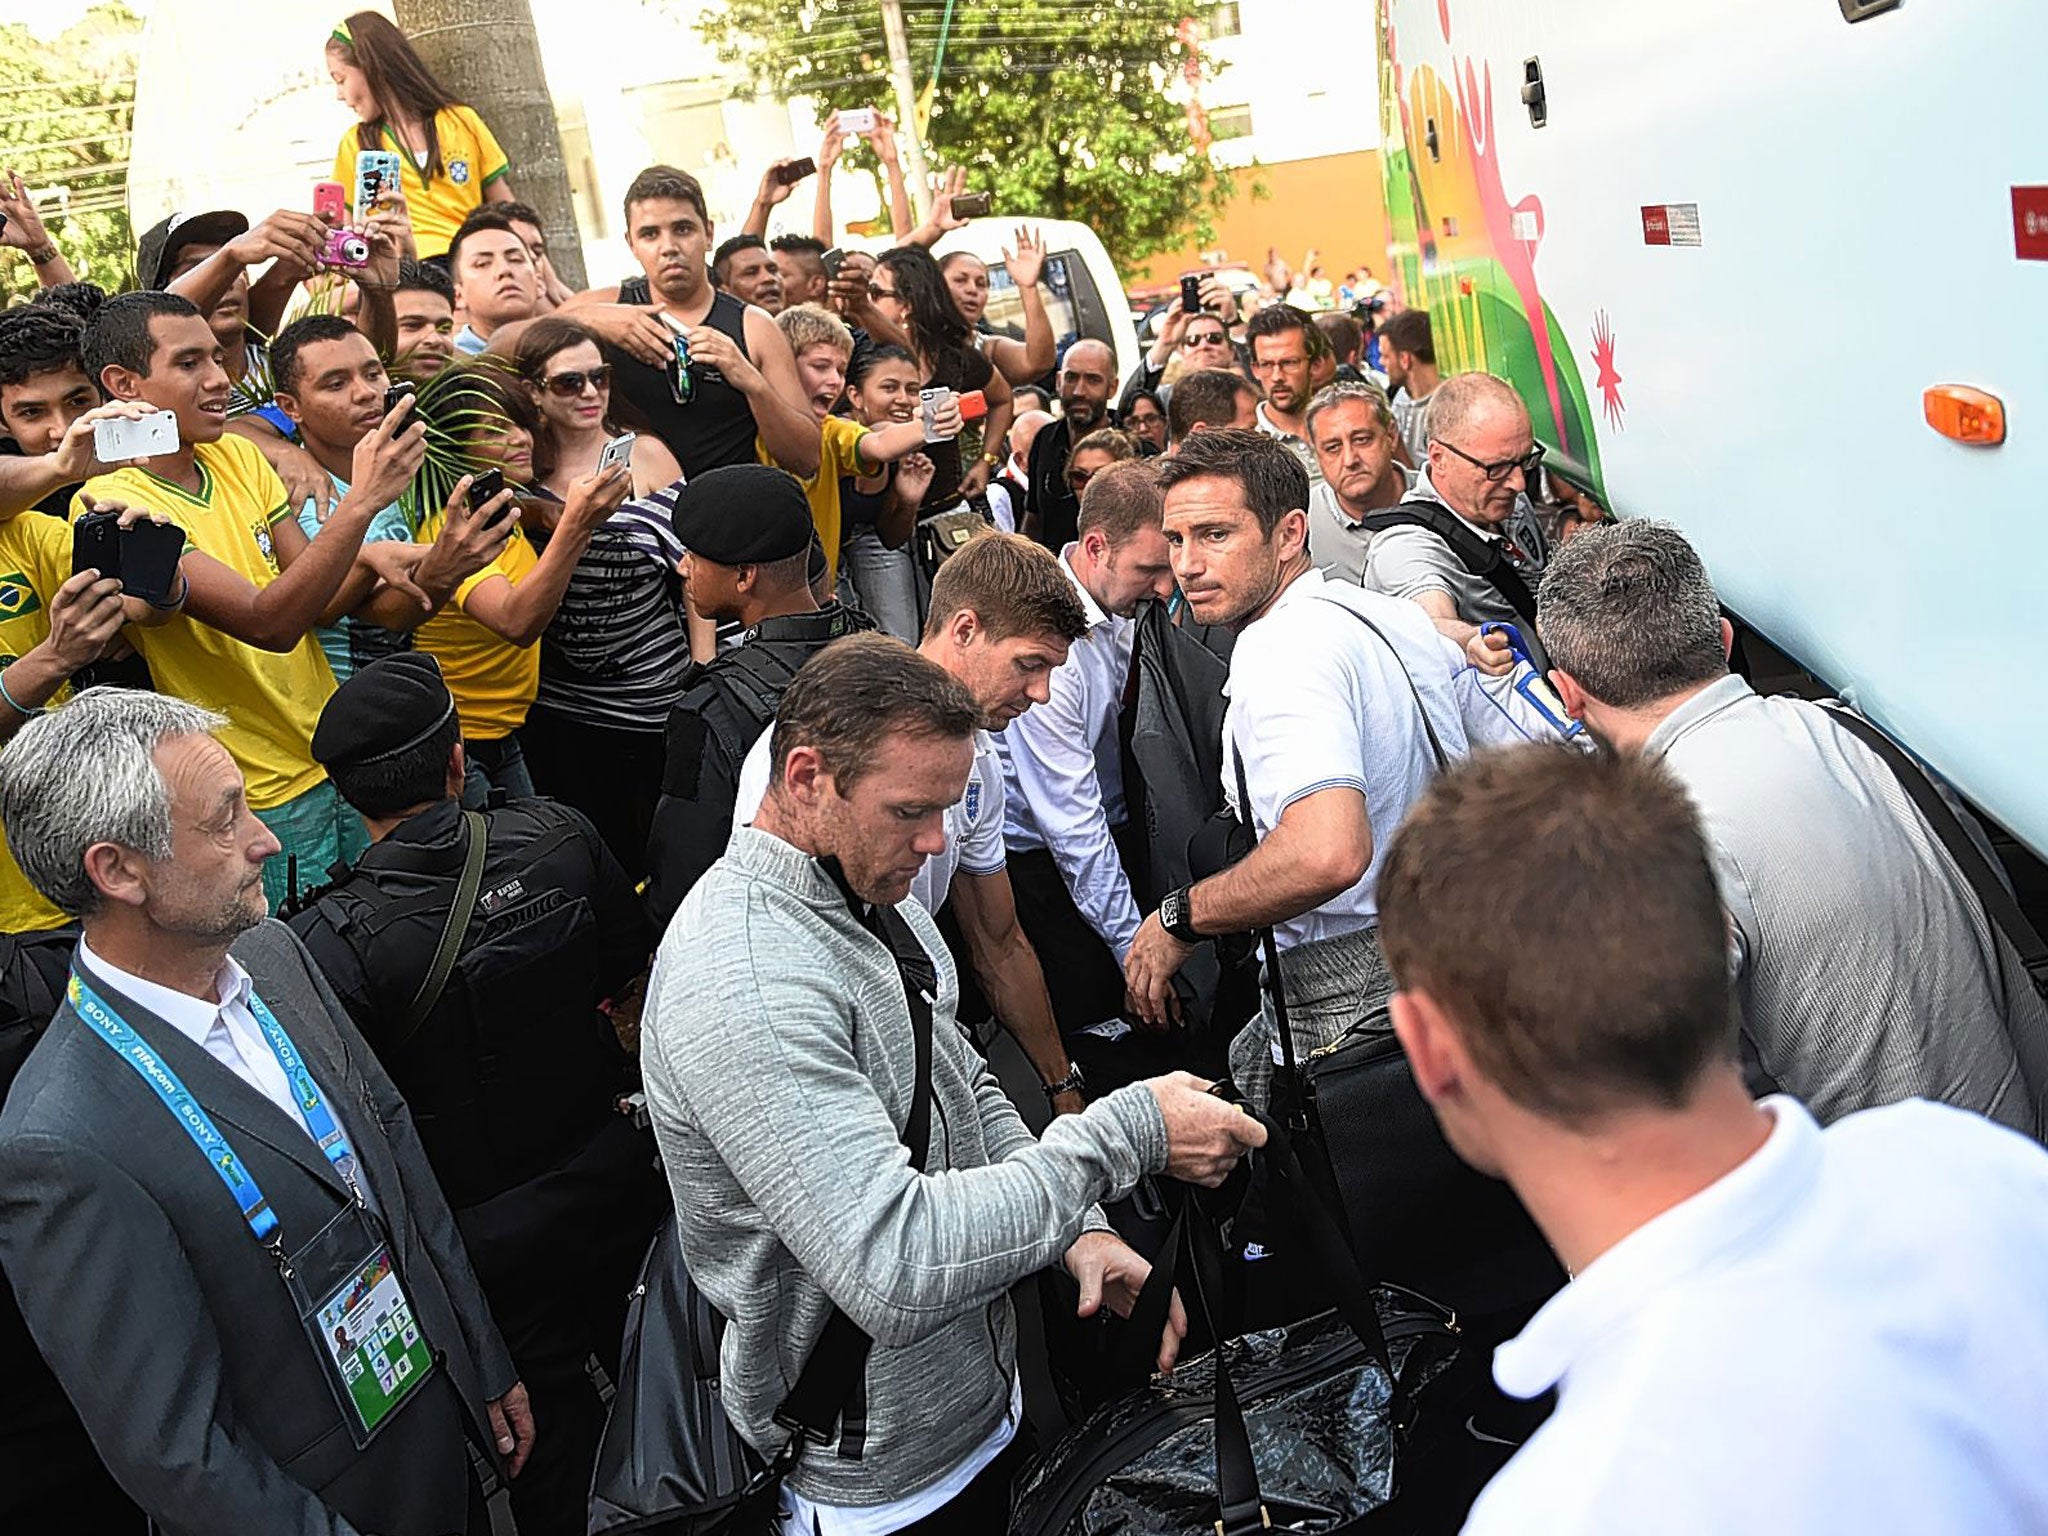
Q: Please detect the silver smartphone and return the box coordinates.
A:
[597,431,637,475]
[93,410,179,461]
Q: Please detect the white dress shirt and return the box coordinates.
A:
[77,938,313,1140]
[1465,1096,2048,1535]
[997,547,1143,960]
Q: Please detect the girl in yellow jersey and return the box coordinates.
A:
[327,11,515,260]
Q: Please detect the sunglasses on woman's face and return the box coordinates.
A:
[541,365,613,397]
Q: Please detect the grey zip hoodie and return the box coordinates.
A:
[642,828,1170,1509]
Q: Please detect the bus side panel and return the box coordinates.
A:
[1381,0,2048,856]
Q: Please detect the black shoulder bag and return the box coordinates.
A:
[588,883,936,1535]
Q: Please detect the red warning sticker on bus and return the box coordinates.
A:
[2014,188,2048,262]
[1642,204,1701,247]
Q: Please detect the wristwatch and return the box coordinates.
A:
[983,450,1003,468]
[1043,1063,1086,1103]
[26,244,59,267]
[1159,884,1201,944]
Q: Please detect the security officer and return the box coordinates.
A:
[642,463,871,932]
[287,652,666,1536]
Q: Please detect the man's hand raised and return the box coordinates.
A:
[346,395,428,511]
[225,211,328,277]
[1145,1072,1266,1187]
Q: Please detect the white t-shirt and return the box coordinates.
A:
[1466,1096,2048,1535]
[734,727,1008,915]
[778,1377,1021,1535]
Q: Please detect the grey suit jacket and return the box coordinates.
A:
[0,919,516,1536]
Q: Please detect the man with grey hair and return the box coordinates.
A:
[1304,379,1413,583]
[0,687,531,1536]
[1361,371,1551,674]
[1538,521,2047,1136]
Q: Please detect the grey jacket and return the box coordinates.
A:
[0,920,516,1536]
[643,828,1169,1509]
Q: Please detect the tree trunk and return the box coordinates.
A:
[392,0,587,289]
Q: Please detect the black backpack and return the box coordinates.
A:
[1358,498,1539,628]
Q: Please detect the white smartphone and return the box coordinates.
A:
[93,409,179,461]
[597,431,637,475]
[838,106,877,135]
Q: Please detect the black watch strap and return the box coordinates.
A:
[1044,1064,1086,1101]
[1160,884,1201,945]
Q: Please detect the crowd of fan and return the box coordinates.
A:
[0,10,2046,1536]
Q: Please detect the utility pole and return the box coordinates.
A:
[878,0,934,225]
[395,0,588,288]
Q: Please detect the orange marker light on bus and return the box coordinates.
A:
[1923,385,2006,446]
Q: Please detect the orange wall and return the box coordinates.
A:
[1129,149,1390,295]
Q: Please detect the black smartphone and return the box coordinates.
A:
[951,191,992,219]
[71,511,122,581]
[773,157,817,187]
[1180,273,1204,314]
[384,381,418,435]
[118,518,186,606]
[821,246,847,280]
[469,467,513,528]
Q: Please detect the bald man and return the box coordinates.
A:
[1023,338,1119,552]
[1360,371,1552,673]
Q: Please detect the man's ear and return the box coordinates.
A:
[1390,987,1470,1107]
[779,742,827,802]
[82,840,151,911]
[273,388,305,429]
[1550,665,1590,722]
[99,363,145,405]
[942,606,980,650]
[1718,616,1735,660]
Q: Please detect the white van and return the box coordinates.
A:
[851,217,1142,393]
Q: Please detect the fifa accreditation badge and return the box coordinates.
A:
[0,573,42,618]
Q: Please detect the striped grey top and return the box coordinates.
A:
[1646,674,2044,1136]
[531,485,690,731]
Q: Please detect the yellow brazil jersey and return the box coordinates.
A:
[0,512,80,932]
[763,417,871,580]
[74,437,336,812]
[412,514,539,742]
[333,105,510,259]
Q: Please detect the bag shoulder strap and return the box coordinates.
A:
[404,810,488,1032]
[771,893,935,1447]
[1232,597,1453,1097]
[1819,704,2047,969]
[1358,500,1538,626]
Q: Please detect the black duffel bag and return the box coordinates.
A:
[1009,1115,1464,1536]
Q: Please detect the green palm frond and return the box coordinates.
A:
[399,356,531,533]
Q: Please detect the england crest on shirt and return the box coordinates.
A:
[963,779,982,823]
[450,158,471,186]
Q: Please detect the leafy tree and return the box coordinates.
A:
[0,4,140,304]
[694,0,1230,274]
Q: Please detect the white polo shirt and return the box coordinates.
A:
[734,727,1008,917]
[1221,569,1476,951]
[1466,1096,2048,1535]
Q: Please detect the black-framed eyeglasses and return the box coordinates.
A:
[541,365,612,397]
[1436,437,1545,483]
[1184,329,1229,347]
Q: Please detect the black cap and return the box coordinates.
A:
[312,652,457,771]
[668,463,814,567]
[134,210,250,291]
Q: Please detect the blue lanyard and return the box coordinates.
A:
[69,970,362,1247]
